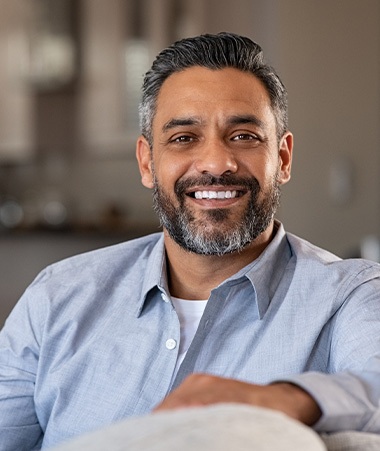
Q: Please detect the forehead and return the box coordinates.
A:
[154,66,275,129]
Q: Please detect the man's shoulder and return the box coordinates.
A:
[41,231,164,280]
[286,231,380,281]
[286,232,341,263]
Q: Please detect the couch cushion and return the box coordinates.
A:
[321,431,380,451]
[52,404,326,451]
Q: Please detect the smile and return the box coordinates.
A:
[190,190,243,199]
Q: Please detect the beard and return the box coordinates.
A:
[152,172,281,256]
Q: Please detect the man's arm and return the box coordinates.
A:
[0,279,44,450]
[154,373,322,426]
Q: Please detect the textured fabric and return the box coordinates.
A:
[321,431,380,450]
[51,404,327,451]
[0,222,379,449]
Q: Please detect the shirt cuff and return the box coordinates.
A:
[273,371,378,433]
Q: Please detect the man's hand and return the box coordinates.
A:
[154,373,322,426]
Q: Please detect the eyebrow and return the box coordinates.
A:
[162,117,202,133]
[161,114,265,133]
[226,114,265,129]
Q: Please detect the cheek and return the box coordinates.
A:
[245,156,274,179]
[154,154,190,185]
[261,155,281,179]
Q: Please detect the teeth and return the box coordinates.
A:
[194,190,238,199]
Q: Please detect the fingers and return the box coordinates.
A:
[153,374,322,426]
[154,373,261,412]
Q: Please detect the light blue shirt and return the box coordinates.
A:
[0,222,380,449]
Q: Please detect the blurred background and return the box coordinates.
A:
[1,0,380,326]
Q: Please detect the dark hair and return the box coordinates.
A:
[139,32,288,145]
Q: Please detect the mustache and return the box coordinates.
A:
[174,174,261,197]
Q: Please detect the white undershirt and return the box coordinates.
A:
[171,296,208,380]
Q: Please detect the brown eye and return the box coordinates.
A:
[232,133,257,141]
[170,135,195,144]
[176,136,192,142]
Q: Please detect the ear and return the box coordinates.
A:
[136,135,154,189]
[277,131,293,185]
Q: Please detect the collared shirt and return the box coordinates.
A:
[0,222,379,450]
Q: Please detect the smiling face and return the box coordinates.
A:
[137,66,293,255]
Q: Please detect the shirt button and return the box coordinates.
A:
[165,338,177,350]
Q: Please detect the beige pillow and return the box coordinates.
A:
[51,403,326,451]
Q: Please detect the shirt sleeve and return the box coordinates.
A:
[279,272,380,433]
[0,272,46,450]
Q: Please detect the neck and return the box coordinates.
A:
[164,223,275,300]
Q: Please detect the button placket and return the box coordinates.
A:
[159,290,179,353]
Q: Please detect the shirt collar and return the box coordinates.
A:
[136,233,168,317]
[239,221,293,318]
[136,221,292,319]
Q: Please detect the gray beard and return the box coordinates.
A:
[152,173,281,256]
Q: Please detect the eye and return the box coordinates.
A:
[169,135,196,144]
[231,133,259,141]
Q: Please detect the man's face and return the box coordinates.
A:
[137,67,292,255]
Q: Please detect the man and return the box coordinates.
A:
[0,32,379,450]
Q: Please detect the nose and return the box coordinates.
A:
[194,140,238,176]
